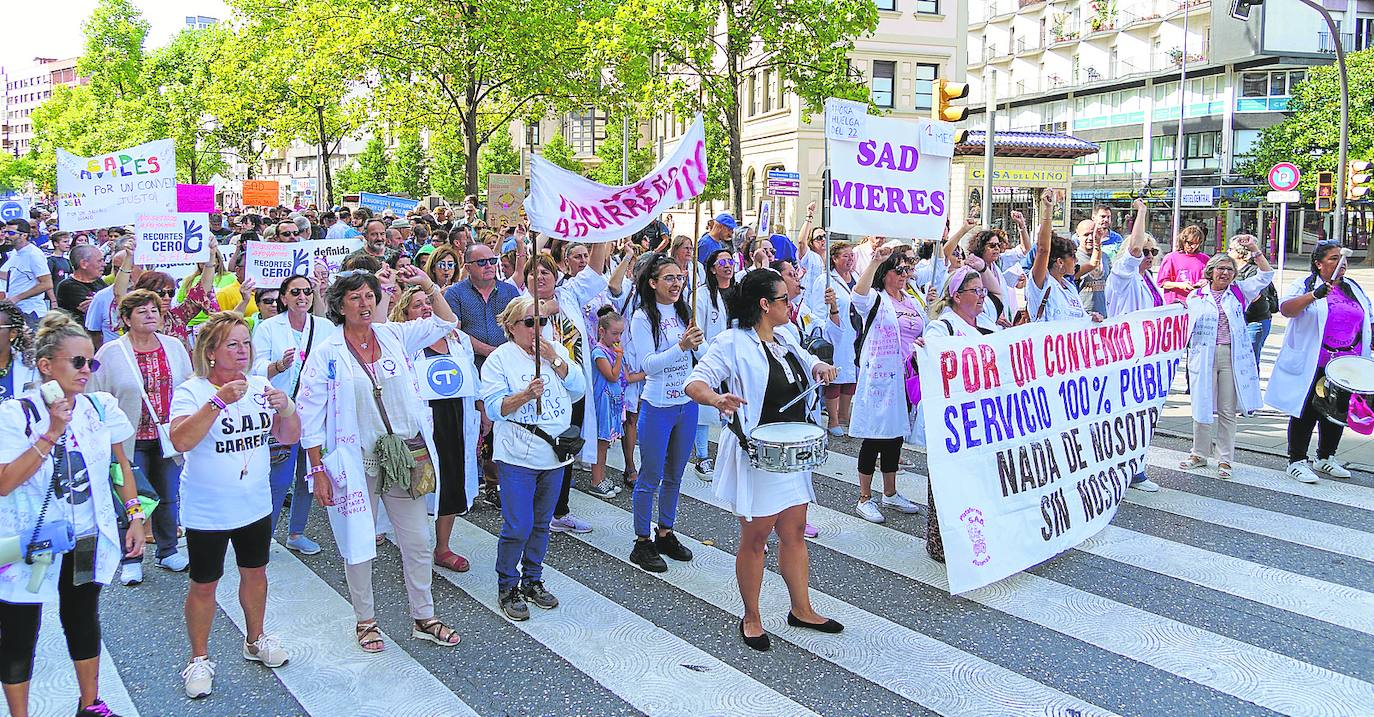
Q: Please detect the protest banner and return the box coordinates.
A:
[245,236,363,287]
[486,174,525,228]
[359,192,418,215]
[242,180,280,207]
[916,305,1189,594]
[134,214,212,266]
[525,115,707,243]
[176,184,216,213]
[56,139,177,231]
[825,107,953,241]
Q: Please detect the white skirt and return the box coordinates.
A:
[735,467,815,519]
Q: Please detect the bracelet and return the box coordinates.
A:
[126,506,145,522]
[209,395,228,411]
[308,464,328,475]
[36,434,56,448]
[124,498,140,510]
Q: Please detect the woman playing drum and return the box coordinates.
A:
[685,270,842,652]
[1266,241,1373,484]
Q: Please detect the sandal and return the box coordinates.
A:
[623,471,638,488]
[412,618,460,646]
[355,620,385,653]
[434,551,470,573]
[1178,455,1207,470]
[375,534,386,546]
[1218,463,1233,479]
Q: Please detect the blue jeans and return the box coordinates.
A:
[494,462,562,591]
[634,402,698,538]
[693,424,710,461]
[269,444,312,536]
[128,441,183,562]
[1246,319,1271,371]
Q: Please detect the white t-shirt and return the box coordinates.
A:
[630,302,693,407]
[171,375,276,530]
[2,243,51,315]
[479,341,583,470]
[85,285,119,342]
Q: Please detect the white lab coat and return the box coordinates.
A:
[1265,277,1373,418]
[810,270,857,384]
[1106,252,1164,317]
[692,283,732,428]
[849,290,914,440]
[1184,271,1273,423]
[685,327,822,520]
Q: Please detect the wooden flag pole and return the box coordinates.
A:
[690,228,699,327]
[531,238,543,414]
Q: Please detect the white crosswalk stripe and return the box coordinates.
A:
[0,605,139,717]
[1149,445,1374,512]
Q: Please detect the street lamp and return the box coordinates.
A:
[1232,0,1350,243]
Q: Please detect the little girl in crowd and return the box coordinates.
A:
[590,308,641,497]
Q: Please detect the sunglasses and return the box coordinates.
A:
[761,248,776,255]
[64,356,101,371]
[471,257,500,267]
[278,230,300,237]
[1143,249,1159,256]
[768,294,789,303]
[1,229,25,237]
[894,266,913,276]
[435,261,456,269]
[288,287,314,297]
[714,258,734,268]
[155,289,177,298]
[519,316,551,328]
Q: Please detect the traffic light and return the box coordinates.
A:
[933,78,970,123]
[1346,160,1372,201]
[1230,0,1264,21]
[1316,171,1336,212]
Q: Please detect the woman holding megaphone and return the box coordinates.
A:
[0,311,144,717]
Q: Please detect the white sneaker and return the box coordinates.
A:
[855,499,885,524]
[882,492,921,514]
[181,656,216,699]
[119,562,143,586]
[243,633,289,668]
[1287,461,1320,484]
[1130,479,1161,493]
[157,552,189,572]
[1312,458,1352,479]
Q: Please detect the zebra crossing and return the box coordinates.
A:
[5,429,1372,717]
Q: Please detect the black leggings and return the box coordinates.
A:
[1287,367,1347,464]
[0,553,102,684]
[555,398,586,519]
[858,437,903,475]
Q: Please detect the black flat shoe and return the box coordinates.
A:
[787,612,844,634]
[738,620,771,651]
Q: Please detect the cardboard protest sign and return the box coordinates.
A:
[56,139,177,231]
[134,214,212,266]
[176,184,215,213]
[826,111,953,240]
[486,174,525,228]
[916,305,1188,594]
[245,236,363,287]
[242,180,280,207]
[525,115,707,242]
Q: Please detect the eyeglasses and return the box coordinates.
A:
[1143,249,1159,256]
[277,230,300,238]
[155,289,177,298]
[288,287,314,297]
[655,274,686,284]
[435,261,456,269]
[65,356,101,372]
[519,316,551,328]
[958,287,988,298]
[471,257,500,267]
[768,294,790,303]
[0,324,21,331]
[761,248,776,256]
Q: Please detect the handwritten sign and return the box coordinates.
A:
[486,174,525,229]
[242,180,280,208]
[920,121,957,158]
[133,213,212,266]
[916,305,1189,594]
[824,97,868,142]
[245,236,363,287]
[176,184,215,213]
[56,139,177,231]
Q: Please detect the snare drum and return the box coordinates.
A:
[1317,355,1374,426]
[748,422,828,473]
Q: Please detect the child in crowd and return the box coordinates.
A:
[590,307,635,498]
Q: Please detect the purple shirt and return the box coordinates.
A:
[1156,252,1209,304]
[893,294,924,360]
[1320,285,1366,367]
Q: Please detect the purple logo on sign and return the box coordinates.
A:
[960,507,991,567]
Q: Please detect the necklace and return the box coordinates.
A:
[0,354,11,379]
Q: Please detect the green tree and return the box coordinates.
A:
[593,0,878,215]
[0,154,41,192]
[427,127,468,201]
[588,115,655,185]
[138,28,230,183]
[538,132,582,174]
[479,124,524,193]
[77,0,150,102]
[355,135,391,193]
[387,131,428,197]
[333,161,362,195]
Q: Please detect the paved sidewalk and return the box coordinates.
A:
[1154,257,1374,470]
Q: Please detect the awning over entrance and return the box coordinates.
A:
[955,131,1099,160]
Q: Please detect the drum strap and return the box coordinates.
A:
[720,380,757,459]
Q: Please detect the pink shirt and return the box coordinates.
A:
[892,294,924,360]
[1320,285,1366,367]
[1157,252,1209,304]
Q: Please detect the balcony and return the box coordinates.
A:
[1015,37,1044,56]
[1168,0,1209,17]
[1318,31,1354,54]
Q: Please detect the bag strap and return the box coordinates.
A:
[20,398,62,562]
[718,381,754,456]
[119,339,170,431]
[290,316,317,401]
[513,421,560,450]
[1033,280,1053,321]
[343,337,397,436]
[853,294,883,359]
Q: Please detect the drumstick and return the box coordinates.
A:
[777,381,825,414]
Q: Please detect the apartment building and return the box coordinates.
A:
[965,0,1351,246]
[1,56,86,158]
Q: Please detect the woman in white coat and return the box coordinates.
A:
[1178,236,1273,479]
[1266,241,1373,484]
[1105,200,1164,318]
[391,288,480,574]
[1029,190,1102,324]
[298,267,462,653]
[816,244,858,437]
[691,248,737,477]
[685,270,841,652]
[849,246,923,524]
[0,301,38,402]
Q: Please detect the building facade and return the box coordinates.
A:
[964,0,1354,249]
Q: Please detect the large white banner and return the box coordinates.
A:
[525,115,708,242]
[56,139,177,231]
[245,236,362,288]
[916,305,1189,594]
[826,100,955,240]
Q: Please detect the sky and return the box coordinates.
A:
[0,0,231,74]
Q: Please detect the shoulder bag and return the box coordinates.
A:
[345,339,435,498]
[118,339,184,466]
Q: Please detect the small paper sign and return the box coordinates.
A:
[176,183,215,213]
[920,121,957,158]
[415,354,477,400]
[825,97,868,142]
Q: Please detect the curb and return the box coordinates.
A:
[1155,427,1287,460]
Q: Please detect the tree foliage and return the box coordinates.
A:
[387,131,428,197]
[479,124,524,193]
[77,0,150,102]
[539,132,583,174]
[588,115,655,185]
[428,127,468,201]
[0,155,41,193]
[354,136,391,193]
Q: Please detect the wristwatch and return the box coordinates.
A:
[552,357,565,370]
